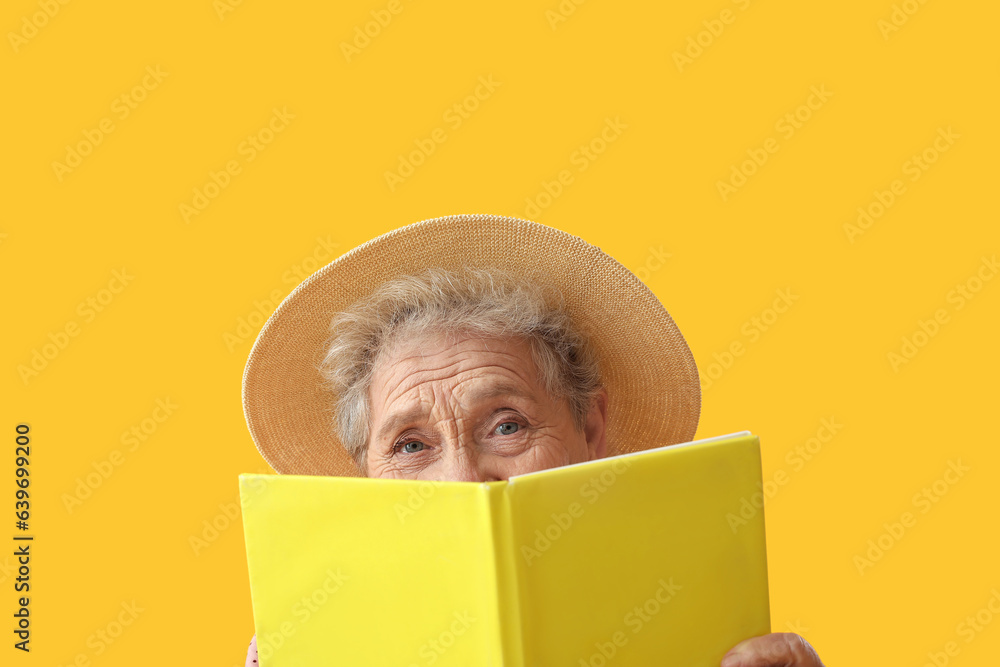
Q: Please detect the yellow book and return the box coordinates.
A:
[239,431,770,666]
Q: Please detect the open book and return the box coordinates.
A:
[239,431,770,666]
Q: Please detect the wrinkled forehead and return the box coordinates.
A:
[368,331,543,418]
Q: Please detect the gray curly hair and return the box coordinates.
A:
[318,267,603,472]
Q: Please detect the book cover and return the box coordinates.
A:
[240,431,770,666]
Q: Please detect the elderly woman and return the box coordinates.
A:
[240,214,825,666]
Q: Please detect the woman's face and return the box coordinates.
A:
[365,331,607,481]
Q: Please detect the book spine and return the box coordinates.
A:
[484,482,524,667]
[750,436,773,633]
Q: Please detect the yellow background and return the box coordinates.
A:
[2,0,997,665]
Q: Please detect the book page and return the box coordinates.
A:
[240,475,504,666]
[504,433,770,666]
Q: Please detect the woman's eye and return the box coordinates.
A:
[496,421,520,436]
[400,441,425,454]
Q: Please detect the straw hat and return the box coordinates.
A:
[242,213,701,476]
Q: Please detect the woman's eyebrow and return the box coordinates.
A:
[374,382,536,443]
[374,407,426,444]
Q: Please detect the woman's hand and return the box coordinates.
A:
[721,633,824,667]
[245,634,258,666]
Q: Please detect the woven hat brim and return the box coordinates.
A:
[242,214,700,476]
